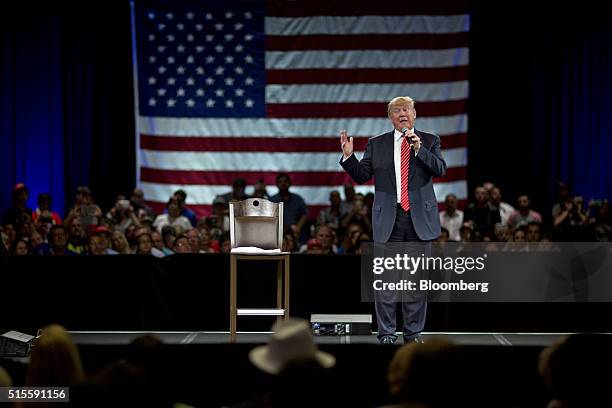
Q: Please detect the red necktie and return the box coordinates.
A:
[400,136,411,211]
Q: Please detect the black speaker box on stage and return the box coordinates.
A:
[310,314,372,335]
[0,330,37,357]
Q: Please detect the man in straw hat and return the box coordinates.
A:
[249,318,335,375]
[225,318,336,408]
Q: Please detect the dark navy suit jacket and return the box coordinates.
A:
[340,129,446,243]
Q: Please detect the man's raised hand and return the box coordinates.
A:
[340,129,353,158]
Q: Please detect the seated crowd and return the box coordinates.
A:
[0,321,610,407]
[1,177,610,257]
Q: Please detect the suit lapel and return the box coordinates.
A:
[409,129,422,186]
[384,131,397,193]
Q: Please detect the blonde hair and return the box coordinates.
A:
[387,96,415,116]
[387,338,462,404]
[25,324,85,387]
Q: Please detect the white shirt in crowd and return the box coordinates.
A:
[152,213,192,235]
[497,202,515,226]
[439,209,464,241]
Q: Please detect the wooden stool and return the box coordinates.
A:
[229,253,290,343]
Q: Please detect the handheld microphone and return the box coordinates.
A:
[401,127,413,143]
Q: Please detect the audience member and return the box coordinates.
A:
[551,182,571,219]
[317,190,342,231]
[130,187,155,221]
[252,178,269,199]
[0,364,12,387]
[527,221,542,242]
[340,193,372,235]
[508,195,542,229]
[172,189,197,227]
[64,186,103,230]
[105,195,142,233]
[539,333,612,408]
[270,173,308,240]
[489,187,515,226]
[10,237,30,255]
[589,199,610,241]
[553,196,588,241]
[173,234,192,254]
[228,318,336,408]
[37,225,77,256]
[111,230,132,254]
[464,186,501,236]
[24,324,85,389]
[220,177,249,207]
[340,183,356,216]
[2,183,32,226]
[93,226,117,254]
[153,198,192,235]
[439,193,463,241]
[206,196,230,241]
[384,338,469,408]
[86,234,106,255]
[66,217,85,254]
[32,192,62,225]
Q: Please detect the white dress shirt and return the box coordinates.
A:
[342,128,418,204]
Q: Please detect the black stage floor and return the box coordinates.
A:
[68,331,578,346]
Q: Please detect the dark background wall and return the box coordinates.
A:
[1,1,611,218]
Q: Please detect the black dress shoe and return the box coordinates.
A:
[380,335,398,345]
[403,335,424,344]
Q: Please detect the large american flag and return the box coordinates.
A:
[132,0,469,218]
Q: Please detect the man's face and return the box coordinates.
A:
[316,227,333,249]
[389,104,416,132]
[151,232,164,250]
[51,228,66,249]
[527,225,541,242]
[276,176,290,193]
[233,185,245,197]
[518,196,530,210]
[168,201,181,217]
[70,219,83,238]
[187,230,201,252]
[490,188,501,204]
[132,189,144,205]
[39,198,50,210]
[445,195,457,212]
[330,192,341,206]
[16,190,28,205]
[475,187,488,203]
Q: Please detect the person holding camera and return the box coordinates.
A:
[105,195,142,233]
[554,196,589,241]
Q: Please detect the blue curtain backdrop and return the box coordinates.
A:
[0,2,135,217]
[531,13,612,207]
[0,2,610,220]
[468,5,612,220]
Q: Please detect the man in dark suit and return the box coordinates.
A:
[340,96,446,344]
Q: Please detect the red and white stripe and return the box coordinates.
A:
[136,3,470,219]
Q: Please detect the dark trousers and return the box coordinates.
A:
[375,206,429,340]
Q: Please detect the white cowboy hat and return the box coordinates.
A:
[249,318,336,375]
